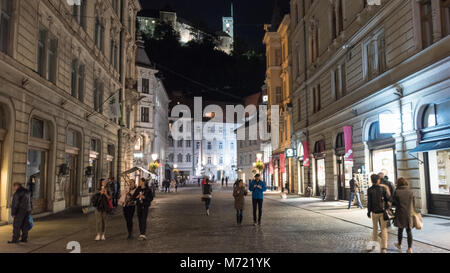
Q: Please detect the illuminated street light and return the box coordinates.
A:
[151,153,158,161]
[256,153,263,161]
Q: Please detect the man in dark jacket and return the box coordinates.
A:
[379,173,394,227]
[367,174,391,253]
[9,182,32,244]
[348,174,364,209]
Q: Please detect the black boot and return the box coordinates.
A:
[8,240,19,244]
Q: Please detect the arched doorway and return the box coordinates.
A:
[335,132,346,200]
[314,140,326,197]
[65,129,82,208]
[0,106,6,221]
[296,142,305,195]
[367,121,396,183]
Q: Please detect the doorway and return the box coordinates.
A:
[65,153,78,208]
[27,149,48,214]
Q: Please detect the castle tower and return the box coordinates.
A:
[222,2,234,40]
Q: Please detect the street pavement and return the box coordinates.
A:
[0,184,448,253]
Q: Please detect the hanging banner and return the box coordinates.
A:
[302,141,310,167]
[269,157,274,175]
[280,153,286,173]
[343,126,353,161]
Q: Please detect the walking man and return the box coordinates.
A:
[348,174,364,209]
[8,182,32,244]
[249,174,266,226]
[226,177,229,187]
[367,174,391,253]
[221,177,224,187]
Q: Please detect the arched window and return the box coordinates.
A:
[168,153,174,162]
[368,121,394,141]
[335,132,345,149]
[134,136,144,151]
[177,153,183,163]
[423,104,437,129]
[186,154,191,162]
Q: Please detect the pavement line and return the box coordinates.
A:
[264,195,450,252]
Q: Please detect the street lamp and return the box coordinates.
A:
[256,153,263,162]
[173,164,178,169]
[151,153,158,161]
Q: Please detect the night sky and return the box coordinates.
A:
[138,0,278,51]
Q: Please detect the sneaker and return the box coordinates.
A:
[394,243,402,253]
[127,234,133,240]
[7,240,19,244]
[381,248,387,253]
[407,248,413,254]
[20,239,28,243]
[95,234,101,241]
[101,234,106,241]
[253,222,257,226]
[206,209,210,216]
[138,235,147,241]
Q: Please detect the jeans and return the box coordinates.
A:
[205,198,211,210]
[236,209,243,224]
[371,212,388,250]
[348,192,363,209]
[398,228,413,248]
[12,212,29,242]
[95,210,108,234]
[123,206,135,235]
[252,199,263,223]
[137,205,149,235]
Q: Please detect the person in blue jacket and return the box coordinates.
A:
[249,174,267,226]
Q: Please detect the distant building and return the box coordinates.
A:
[134,38,170,182]
[138,9,233,54]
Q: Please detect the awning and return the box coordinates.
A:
[409,139,450,153]
[121,167,155,178]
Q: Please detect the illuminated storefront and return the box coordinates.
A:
[411,101,450,216]
[367,121,397,183]
[313,140,326,197]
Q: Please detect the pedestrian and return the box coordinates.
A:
[202,179,213,215]
[378,172,394,227]
[170,179,176,193]
[132,178,153,240]
[221,177,224,187]
[233,179,240,188]
[348,174,364,209]
[175,179,179,193]
[164,179,170,193]
[249,174,267,226]
[197,178,201,187]
[119,178,137,239]
[367,174,391,253]
[226,177,229,187]
[110,177,120,208]
[93,178,112,241]
[393,178,415,253]
[8,182,32,244]
[233,179,248,225]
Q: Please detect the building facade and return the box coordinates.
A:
[289,0,450,216]
[134,39,169,182]
[264,13,293,192]
[0,0,141,222]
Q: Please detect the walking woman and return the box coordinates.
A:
[202,179,213,215]
[94,178,111,241]
[132,178,153,240]
[393,177,415,253]
[119,178,137,239]
[233,179,247,225]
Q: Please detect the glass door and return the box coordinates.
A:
[27,149,47,214]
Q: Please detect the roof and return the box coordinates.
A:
[136,38,152,68]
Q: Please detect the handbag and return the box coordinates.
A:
[382,196,395,221]
[28,215,34,231]
[411,202,423,230]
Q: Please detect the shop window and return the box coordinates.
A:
[428,149,450,195]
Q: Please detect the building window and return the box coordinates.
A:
[275,87,282,104]
[177,153,183,163]
[186,154,191,162]
[37,28,58,83]
[71,60,85,102]
[442,0,450,36]
[207,157,212,164]
[31,118,45,139]
[168,136,174,147]
[207,142,212,150]
[177,140,183,147]
[218,142,223,150]
[93,80,104,113]
[219,157,223,165]
[141,107,150,122]
[312,85,321,113]
[73,0,87,29]
[95,16,105,52]
[0,0,12,54]
[420,0,434,48]
[186,140,191,148]
[142,78,149,94]
[196,141,200,149]
[168,153,174,162]
[364,31,386,80]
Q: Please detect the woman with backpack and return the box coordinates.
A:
[393,178,415,253]
[93,178,111,241]
[132,178,153,240]
[119,178,137,239]
[233,179,247,225]
[202,179,213,216]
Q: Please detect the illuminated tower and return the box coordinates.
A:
[222,2,234,40]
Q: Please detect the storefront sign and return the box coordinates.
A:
[343,126,353,161]
[285,148,295,158]
[379,113,400,134]
[302,141,310,167]
[280,154,286,173]
[269,157,274,175]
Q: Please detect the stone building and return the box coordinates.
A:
[0,0,141,222]
[263,0,293,192]
[133,38,169,182]
[289,0,450,216]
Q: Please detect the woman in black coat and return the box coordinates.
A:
[132,178,153,240]
[393,178,415,253]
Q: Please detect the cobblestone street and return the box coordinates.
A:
[0,185,448,253]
